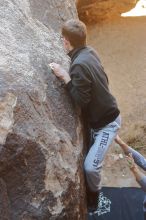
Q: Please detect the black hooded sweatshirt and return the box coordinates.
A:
[66,46,120,130]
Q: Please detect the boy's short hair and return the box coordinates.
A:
[61,19,87,48]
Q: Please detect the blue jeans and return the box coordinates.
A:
[84,115,121,192]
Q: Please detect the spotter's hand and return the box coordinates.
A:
[126,153,136,170]
[49,63,71,84]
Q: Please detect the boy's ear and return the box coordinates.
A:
[64,37,70,45]
[64,38,72,49]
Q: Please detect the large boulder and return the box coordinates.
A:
[77,0,136,23]
[0,0,86,219]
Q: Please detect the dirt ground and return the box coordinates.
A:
[87,15,146,187]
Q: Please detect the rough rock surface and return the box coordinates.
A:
[0,0,86,219]
[77,0,137,23]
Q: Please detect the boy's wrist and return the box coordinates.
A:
[63,75,71,84]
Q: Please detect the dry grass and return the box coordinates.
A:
[120,121,146,154]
